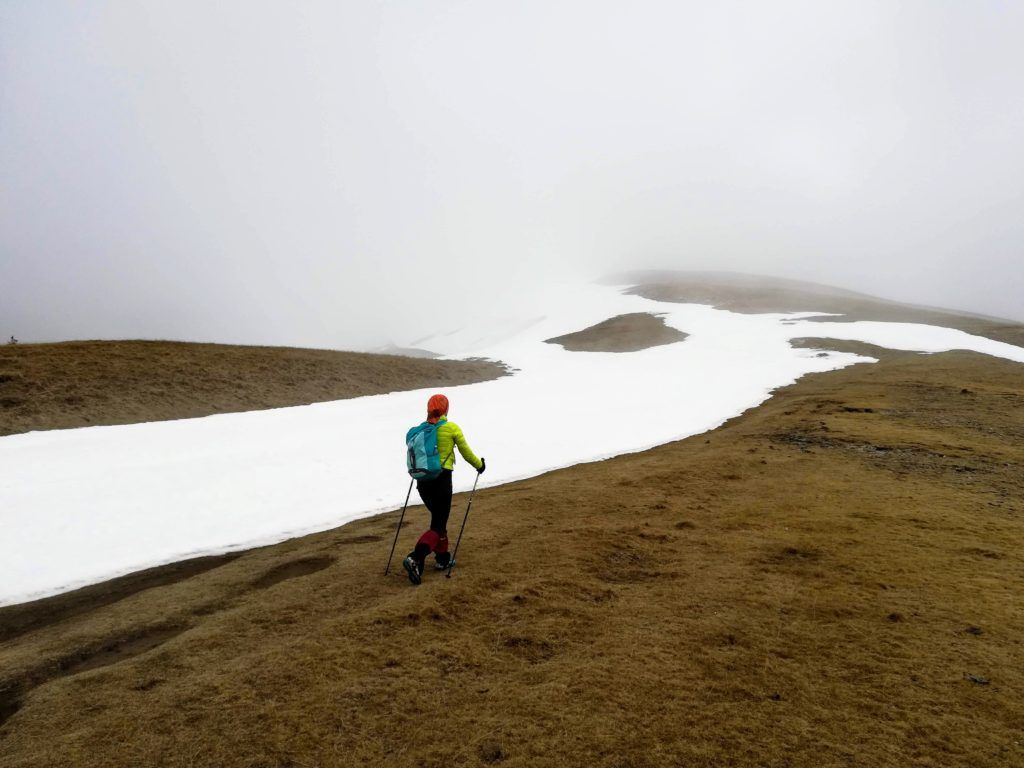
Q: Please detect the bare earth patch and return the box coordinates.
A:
[2,346,1022,767]
[0,340,507,436]
[545,312,687,352]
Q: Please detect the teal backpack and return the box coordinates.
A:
[406,421,445,480]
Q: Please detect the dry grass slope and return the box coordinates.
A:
[544,313,688,353]
[619,270,1024,347]
[2,346,1022,767]
[0,340,506,436]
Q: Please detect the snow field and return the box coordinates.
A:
[2,283,1023,606]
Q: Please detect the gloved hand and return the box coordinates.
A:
[477,457,486,475]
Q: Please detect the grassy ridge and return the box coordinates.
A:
[623,270,1024,347]
[0,340,506,436]
[1,347,1022,767]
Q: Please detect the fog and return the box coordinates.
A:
[2,1,1022,349]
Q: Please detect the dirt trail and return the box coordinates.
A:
[1,346,1022,767]
[0,554,241,644]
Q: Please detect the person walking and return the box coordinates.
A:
[403,393,485,585]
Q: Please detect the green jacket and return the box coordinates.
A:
[434,417,483,471]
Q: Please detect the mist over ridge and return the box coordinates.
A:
[2,1,1022,350]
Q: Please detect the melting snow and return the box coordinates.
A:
[2,283,1023,606]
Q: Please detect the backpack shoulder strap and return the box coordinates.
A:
[406,421,431,441]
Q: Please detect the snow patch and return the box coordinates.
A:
[1,283,1022,606]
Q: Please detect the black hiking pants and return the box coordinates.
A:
[418,469,453,534]
[408,469,453,565]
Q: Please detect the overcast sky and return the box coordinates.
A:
[2,1,1022,349]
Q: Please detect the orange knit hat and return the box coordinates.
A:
[427,393,449,423]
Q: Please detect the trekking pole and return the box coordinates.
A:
[446,473,481,579]
[384,478,415,576]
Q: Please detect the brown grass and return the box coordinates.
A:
[545,313,688,352]
[619,270,1024,347]
[0,340,506,436]
[2,347,1022,767]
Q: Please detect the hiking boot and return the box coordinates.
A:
[402,556,422,585]
[434,557,454,571]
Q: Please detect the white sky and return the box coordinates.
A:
[2,1,1022,348]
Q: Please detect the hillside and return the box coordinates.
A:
[544,312,688,352]
[1,344,1022,766]
[619,271,1024,347]
[0,340,506,436]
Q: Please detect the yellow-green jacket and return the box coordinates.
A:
[434,417,483,471]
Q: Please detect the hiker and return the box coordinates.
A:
[402,393,485,584]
